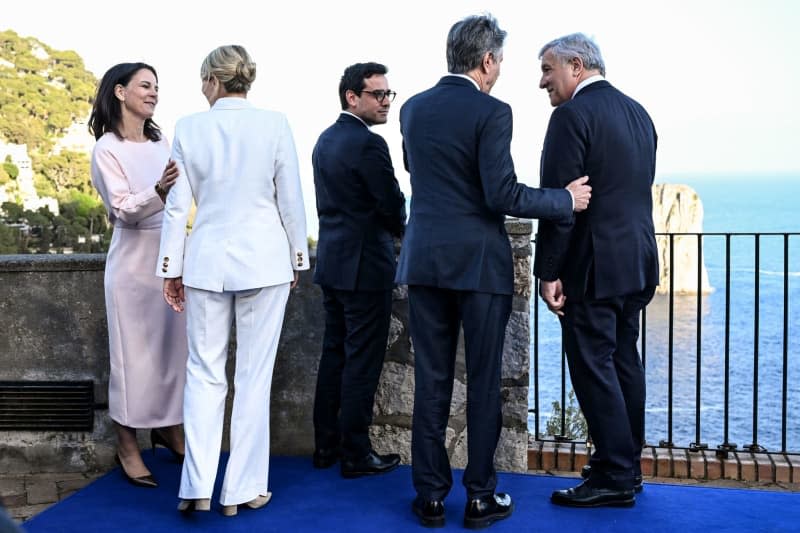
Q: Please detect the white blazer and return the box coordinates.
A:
[157,97,309,291]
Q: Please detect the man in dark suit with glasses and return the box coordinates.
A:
[311,62,406,479]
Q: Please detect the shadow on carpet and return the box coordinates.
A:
[23,450,798,532]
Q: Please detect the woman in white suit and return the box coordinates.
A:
[157,45,309,517]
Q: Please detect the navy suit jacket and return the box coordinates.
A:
[396,76,573,295]
[312,113,406,291]
[533,80,659,300]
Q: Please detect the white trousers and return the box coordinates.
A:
[178,283,290,505]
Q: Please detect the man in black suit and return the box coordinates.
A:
[311,62,406,479]
[397,15,592,529]
[534,33,659,508]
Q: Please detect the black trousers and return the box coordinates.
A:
[560,285,655,490]
[408,285,511,501]
[313,287,393,460]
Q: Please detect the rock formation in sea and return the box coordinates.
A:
[652,183,713,295]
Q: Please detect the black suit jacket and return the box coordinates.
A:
[533,80,659,300]
[312,113,406,291]
[396,76,573,295]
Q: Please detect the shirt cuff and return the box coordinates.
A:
[567,189,575,211]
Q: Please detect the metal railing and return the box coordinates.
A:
[530,232,799,455]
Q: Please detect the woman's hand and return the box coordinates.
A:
[163,277,185,312]
[155,159,179,199]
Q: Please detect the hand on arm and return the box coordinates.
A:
[163,277,185,313]
[566,176,591,212]
[155,159,179,201]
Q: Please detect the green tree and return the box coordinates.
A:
[0,223,20,254]
[1,201,23,221]
[3,156,19,179]
[544,390,589,441]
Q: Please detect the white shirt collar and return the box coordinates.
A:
[572,74,605,98]
[450,73,480,91]
[341,111,370,129]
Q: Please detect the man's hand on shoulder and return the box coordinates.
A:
[566,176,591,212]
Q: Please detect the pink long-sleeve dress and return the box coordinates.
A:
[90,132,187,428]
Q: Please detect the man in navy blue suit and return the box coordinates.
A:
[311,62,406,479]
[397,15,592,529]
[534,33,659,508]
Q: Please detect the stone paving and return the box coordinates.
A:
[0,470,105,525]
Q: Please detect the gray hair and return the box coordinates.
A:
[539,33,606,77]
[446,14,507,74]
[200,45,256,93]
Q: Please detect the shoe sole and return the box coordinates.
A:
[581,469,643,493]
[463,506,514,530]
[550,497,635,508]
[412,506,445,528]
[341,463,400,479]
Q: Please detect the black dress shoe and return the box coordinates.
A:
[412,497,445,528]
[114,454,158,488]
[340,450,400,478]
[551,480,635,508]
[151,428,185,462]
[312,448,340,469]
[581,464,643,493]
[464,493,513,529]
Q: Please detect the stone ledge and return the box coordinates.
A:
[527,441,800,486]
[0,253,105,272]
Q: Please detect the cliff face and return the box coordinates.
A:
[652,183,713,294]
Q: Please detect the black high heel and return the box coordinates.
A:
[151,428,185,461]
[114,454,158,488]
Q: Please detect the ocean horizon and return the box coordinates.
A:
[530,172,800,452]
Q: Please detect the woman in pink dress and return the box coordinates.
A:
[88,62,188,488]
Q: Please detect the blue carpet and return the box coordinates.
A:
[23,450,799,532]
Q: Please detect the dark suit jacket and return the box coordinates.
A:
[312,113,406,291]
[395,76,573,295]
[533,80,659,300]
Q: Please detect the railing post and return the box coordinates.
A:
[745,235,766,453]
[717,234,737,458]
[660,233,675,448]
[690,234,707,451]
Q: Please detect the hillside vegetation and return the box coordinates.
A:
[0,29,96,197]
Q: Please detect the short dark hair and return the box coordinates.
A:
[88,62,162,141]
[446,14,506,74]
[338,62,388,110]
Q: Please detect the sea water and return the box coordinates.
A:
[530,173,800,452]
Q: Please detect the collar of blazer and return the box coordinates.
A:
[338,111,370,129]
[437,75,479,90]
[210,97,253,111]
[573,79,611,98]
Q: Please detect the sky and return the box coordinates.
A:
[4,0,799,237]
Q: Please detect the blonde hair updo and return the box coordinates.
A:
[200,45,256,93]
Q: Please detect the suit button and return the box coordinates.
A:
[161,268,168,273]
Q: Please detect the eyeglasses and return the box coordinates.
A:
[359,89,397,103]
